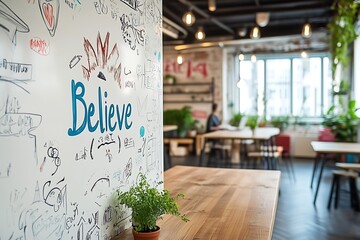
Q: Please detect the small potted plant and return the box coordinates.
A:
[116,173,189,240]
[246,115,259,135]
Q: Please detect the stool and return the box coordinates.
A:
[327,170,359,211]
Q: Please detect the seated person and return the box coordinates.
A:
[206,103,223,132]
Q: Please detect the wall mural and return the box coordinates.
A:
[0,0,163,239]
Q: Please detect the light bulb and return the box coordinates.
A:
[177,54,183,64]
[301,51,308,58]
[302,23,312,38]
[195,27,205,40]
[238,53,244,61]
[208,0,216,11]
[182,11,195,26]
[251,54,257,63]
[250,26,260,39]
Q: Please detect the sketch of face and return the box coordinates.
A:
[120,14,136,50]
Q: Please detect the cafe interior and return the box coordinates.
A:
[161,0,360,239]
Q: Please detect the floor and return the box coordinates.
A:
[166,154,360,240]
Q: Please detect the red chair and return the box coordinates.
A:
[276,134,296,181]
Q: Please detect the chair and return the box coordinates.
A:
[310,128,337,188]
[276,134,296,181]
[247,136,281,170]
[207,140,232,167]
[327,170,359,211]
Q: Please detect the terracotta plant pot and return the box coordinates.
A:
[132,227,160,240]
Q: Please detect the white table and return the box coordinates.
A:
[310,141,360,204]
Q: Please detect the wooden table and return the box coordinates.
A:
[310,141,360,204]
[163,125,178,132]
[199,127,280,166]
[113,166,281,240]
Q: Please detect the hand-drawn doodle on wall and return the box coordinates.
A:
[43,145,61,175]
[0,1,30,45]
[38,0,60,37]
[120,0,142,12]
[94,0,108,15]
[145,136,157,171]
[69,55,82,69]
[0,59,33,94]
[84,173,110,208]
[87,133,122,161]
[43,177,67,212]
[30,37,50,55]
[123,157,132,181]
[17,180,67,239]
[75,146,88,161]
[0,96,42,164]
[82,32,122,88]
[119,14,145,51]
[144,0,161,35]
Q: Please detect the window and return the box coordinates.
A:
[266,59,291,116]
[239,60,264,114]
[236,54,331,118]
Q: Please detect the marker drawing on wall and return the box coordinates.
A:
[30,37,50,55]
[0,1,30,45]
[0,96,42,163]
[46,146,61,175]
[69,55,82,69]
[38,0,60,37]
[120,13,144,51]
[82,32,122,87]
[0,59,33,93]
[0,1,163,239]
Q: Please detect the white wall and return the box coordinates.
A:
[0,0,163,239]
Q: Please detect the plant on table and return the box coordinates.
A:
[116,173,189,240]
[229,112,244,127]
[246,115,258,133]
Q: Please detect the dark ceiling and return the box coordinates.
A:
[163,0,335,47]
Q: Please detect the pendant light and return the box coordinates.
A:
[302,22,312,38]
[195,27,205,40]
[251,54,257,63]
[238,53,245,61]
[256,12,270,27]
[177,53,183,64]
[250,26,260,39]
[182,10,195,26]
[208,0,216,12]
[301,51,308,58]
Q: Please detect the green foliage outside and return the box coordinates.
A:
[323,100,360,142]
[116,173,189,232]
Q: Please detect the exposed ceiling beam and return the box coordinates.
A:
[177,0,235,34]
[213,1,331,15]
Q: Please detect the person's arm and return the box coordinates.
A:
[209,115,224,131]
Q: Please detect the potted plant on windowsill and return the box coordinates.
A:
[116,173,189,240]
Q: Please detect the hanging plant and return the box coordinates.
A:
[328,0,359,79]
